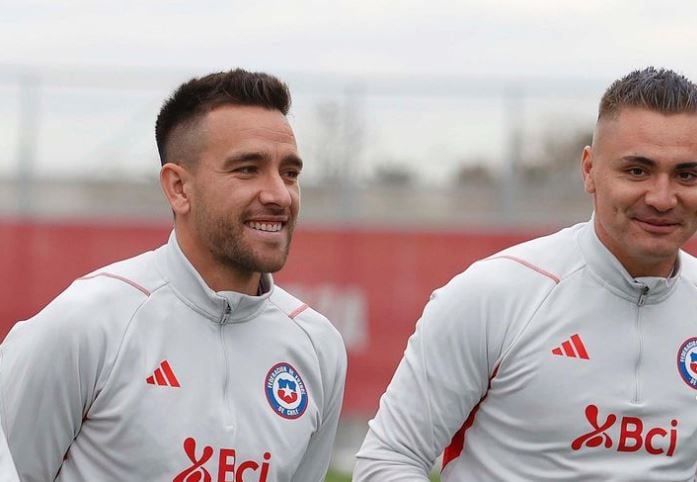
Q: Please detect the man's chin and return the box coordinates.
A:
[251,253,290,274]
[632,243,681,266]
[254,263,286,274]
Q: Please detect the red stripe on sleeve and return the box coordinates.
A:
[442,365,499,470]
[288,303,309,319]
[78,272,150,296]
[487,256,560,284]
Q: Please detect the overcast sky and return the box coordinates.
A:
[4,0,697,77]
[2,0,697,184]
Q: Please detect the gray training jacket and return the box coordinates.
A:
[0,231,346,482]
[356,220,697,481]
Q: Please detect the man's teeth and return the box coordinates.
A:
[248,222,282,232]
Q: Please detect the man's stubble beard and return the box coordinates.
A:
[200,209,295,276]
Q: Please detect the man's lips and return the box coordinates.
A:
[245,221,285,233]
[632,216,681,234]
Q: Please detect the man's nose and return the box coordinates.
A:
[259,172,293,207]
[644,176,678,212]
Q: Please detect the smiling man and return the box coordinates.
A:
[355,67,697,481]
[0,69,346,482]
[583,106,697,278]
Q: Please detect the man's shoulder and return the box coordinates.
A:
[269,285,345,351]
[466,222,586,287]
[679,249,697,284]
[78,248,167,298]
[3,248,170,362]
[269,285,347,413]
[17,248,166,333]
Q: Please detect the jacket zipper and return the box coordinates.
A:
[637,285,649,306]
[633,285,649,403]
[219,301,234,428]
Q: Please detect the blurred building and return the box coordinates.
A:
[0,175,592,228]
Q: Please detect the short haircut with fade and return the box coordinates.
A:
[598,67,697,120]
[155,69,292,166]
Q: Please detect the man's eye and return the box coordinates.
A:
[235,166,257,174]
[627,167,646,177]
[678,171,697,182]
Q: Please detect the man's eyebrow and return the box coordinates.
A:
[283,155,303,170]
[620,156,656,166]
[223,151,267,165]
[621,156,697,170]
[221,152,304,169]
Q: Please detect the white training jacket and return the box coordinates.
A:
[0,231,346,482]
[355,220,697,481]
[0,415,17,482]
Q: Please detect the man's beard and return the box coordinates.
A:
[198,209,294,276]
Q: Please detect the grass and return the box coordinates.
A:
[326,471,441,481]
[326,472,351,482]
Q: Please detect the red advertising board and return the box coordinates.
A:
[5,219,690,415]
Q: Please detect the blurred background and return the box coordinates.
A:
[3,0,697,479]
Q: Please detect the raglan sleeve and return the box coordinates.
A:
[353,263,504,481]
[291,319,347,482]
[0,279,142,482]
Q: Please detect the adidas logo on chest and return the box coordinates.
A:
[146,360,181,388]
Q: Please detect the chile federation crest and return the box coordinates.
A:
[677,337,697,389]
[265,362,309,419]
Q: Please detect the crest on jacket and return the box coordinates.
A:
[265,362,308,419]
[677,337,697,389]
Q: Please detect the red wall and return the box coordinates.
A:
[5,219,691,415]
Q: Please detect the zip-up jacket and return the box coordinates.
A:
[0,415,17,482]
[0,232,347,482]
[355,220,697,481]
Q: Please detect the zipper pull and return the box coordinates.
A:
[638,285,649,306]
[220,301,231,324]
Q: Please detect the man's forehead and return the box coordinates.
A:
[598,107,697,127]
[595,108,697,142]
[206,104,290,125]
[204,106,296,143]
[234,125,296,141]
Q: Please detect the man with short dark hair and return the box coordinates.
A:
[354,67,697,481]
[0,69,347,482]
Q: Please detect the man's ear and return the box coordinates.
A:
[160,163,192,215]
[581,146,596,194]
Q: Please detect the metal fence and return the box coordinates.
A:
[1,64,608,223]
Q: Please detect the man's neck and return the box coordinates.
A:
[175,227,262,295]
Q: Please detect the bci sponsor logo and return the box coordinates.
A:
[173,438,271,482]
[571,404,678,456]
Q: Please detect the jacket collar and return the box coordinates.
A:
[155,231,273,323]
[578,216,679,305]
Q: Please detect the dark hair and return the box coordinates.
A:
[155,69,292,165]
[598,67,697,120]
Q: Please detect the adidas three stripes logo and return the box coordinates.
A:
[146,360,181,387]
[552,333,590,360]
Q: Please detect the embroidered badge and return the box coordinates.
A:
[677,337,697,389]
[265,362,308,419]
